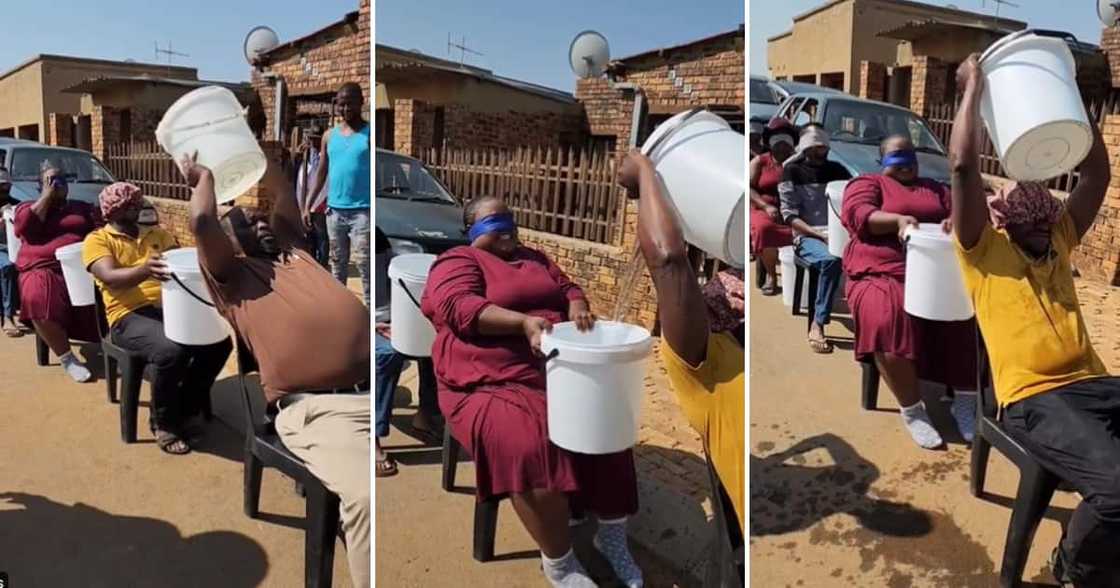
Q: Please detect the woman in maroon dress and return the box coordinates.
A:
[750,119,796,295]
[840,135,977,450]
[13,163,99,383]
[420,196,641,588]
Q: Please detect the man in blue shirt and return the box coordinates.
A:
[306,82,371,307]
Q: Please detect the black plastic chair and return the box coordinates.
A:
[441,425,502,562]
[860,360,880,410]
[236,338,341,588]
[703,448,743,588]
[969,330,1060,588]
[791,256,819,331]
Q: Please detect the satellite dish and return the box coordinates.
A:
[244,25,280,64]
[569,30,610,79]
[1100,0,1120,26]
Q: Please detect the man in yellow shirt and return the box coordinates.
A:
[617,150,745,571]
[951,55,1117,587]
[83,182,232,455]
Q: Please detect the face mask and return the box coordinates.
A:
[468,213,517,242]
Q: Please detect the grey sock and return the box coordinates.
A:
[594,517,643,588]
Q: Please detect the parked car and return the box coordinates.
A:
[0,138,115,204]
[750,76,843,135]
[773,92,950,183]
[375,148,469,255]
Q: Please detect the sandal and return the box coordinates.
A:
[808,336,834,354]
[376,456,398,478]
[154,429,191,455]
[761,281,780,296]
[2,324,23,338]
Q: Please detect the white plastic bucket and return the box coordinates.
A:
[826,181,850,258]
[642,109,745,268]
[541,321,653,454]
[980,30,1092,182]
[903,224,973,321]
[156,86,266,205]
[779,245,797,307]
[162,248,230,345]
[388,253,437,357]
[2,206,19,262]
[54,242,95,306]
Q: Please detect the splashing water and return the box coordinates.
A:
[610,245,645,322]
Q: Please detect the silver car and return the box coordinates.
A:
[0,138,115,204]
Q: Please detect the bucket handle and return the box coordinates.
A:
[640,107,706,158]
[980,29,1080,64]
[170,273,216,308]
[397,278,423,310]
[545,348,559,362]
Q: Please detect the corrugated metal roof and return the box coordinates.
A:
[375,54,575,104]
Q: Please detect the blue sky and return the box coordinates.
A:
[376,0,744,93]
[751,0,1108,75]
[0,0,359,82]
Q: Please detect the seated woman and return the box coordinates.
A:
[12,162,99,381]
[839,135,978,449]
[749,119,797,295]
[420,197,641,588]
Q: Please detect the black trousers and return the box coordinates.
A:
[1004,377,1120,587]
[111,306,233,431]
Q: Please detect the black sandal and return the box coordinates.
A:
[154,429,191,455]
[376,456,398,477]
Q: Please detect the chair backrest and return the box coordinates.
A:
[234,336,271,438]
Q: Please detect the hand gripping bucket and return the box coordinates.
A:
[161,248,230,345]
[54,242,95,306]
[642,109,746,268]
[3,206,20,262]
[387,254,437,357]
[826,181,850,258]
[903,224,973,321]
[980,29,1093,182]
[156,86,267,205]
[541,321,653,454]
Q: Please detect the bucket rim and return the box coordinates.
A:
[388,253,437,282]
[980,29,1077,68]
[543,321,652,349]
[54,241,85,258]
[155,85,247,144]
[640,109,729,161]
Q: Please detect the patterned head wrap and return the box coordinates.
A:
[703,268,745,333]
[99,182,143,219]
[986,181,1064,229]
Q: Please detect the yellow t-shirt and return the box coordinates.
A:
[82,225,178,326]
[955,212,1107,406]
[660,332,745,532]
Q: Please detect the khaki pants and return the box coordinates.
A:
[276,394,370,588]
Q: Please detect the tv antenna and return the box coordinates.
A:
[154,41,189,65]
[981,0,1019,18]
[447,33,483,65]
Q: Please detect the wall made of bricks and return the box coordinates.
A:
[859,61,887,102]
[909,55,947,116]
[48,113,76,148]
[1103,26,1120,88]
[1071,115,1120,284]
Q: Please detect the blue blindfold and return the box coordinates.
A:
[468,213,517,241]
[881,149,918,169]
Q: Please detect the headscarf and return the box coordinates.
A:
[704,268,745,333]
[985,181,1064,229]
[761,118,797,152]
[784,126,831,167]
[99,182,143,219]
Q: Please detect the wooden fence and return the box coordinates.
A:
[103,141,191,200]
[419,145,623,245]
[924,92,1120,193]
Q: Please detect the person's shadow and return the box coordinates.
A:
[0,492,269,587]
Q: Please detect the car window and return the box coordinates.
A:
[792,99,818,127]
[822,100,944,153]
[375,152,456,203]
[9,148,114,183]
[749,79,778,105]
[779,97,804,121]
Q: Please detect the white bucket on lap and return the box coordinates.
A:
[54,242,95,306]
[3,206,20,262]
[903,224,973,321]
[826,181,850,258]
[388,253,437,357]
[162,248,229,345]
[980,29,1092,182]
[642,109,746,268]
[541,321,653,455]
[156,86,266,205]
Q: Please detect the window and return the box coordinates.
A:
[749,79,778,105]
[792,99,818,127]
[9,148,114,184]
[821,99,944,153]
[376,151,456,204]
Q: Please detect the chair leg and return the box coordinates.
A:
[970,431,992,498]
[36,335,50,366]
[119,358,144,443]
[473,498,500,562]
[861,362,880,411]
[243,448,263,518]
[1000,466,1059,588]
[441,425,459,492]
[104,353,119,404]
[792,266,805,316]
[755,259,766,289]
[305,483,340,588]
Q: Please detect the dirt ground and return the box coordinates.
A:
[746,279,1120,588]
[0,271,371,588]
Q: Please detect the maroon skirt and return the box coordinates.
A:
[439,382,638,516]
[750,208,793,253]
[847,274,978,390]
[18,265,99,342]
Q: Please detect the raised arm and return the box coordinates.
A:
[949,55,990,250]
[618,150,708,367]
[181,155,238,282]
[1066,123,1110,239]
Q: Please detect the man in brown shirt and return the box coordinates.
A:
[179,154,371,588]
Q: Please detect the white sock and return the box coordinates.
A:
[59,352,92,384]
[950,391,978,443]
[541,548,596,588]
[594,517,643,588]
[900,401,943,449]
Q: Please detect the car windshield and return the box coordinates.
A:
[9,148,115,183]
[822,100,944,154]
[750,79,778,105]
[375,152,456,203]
